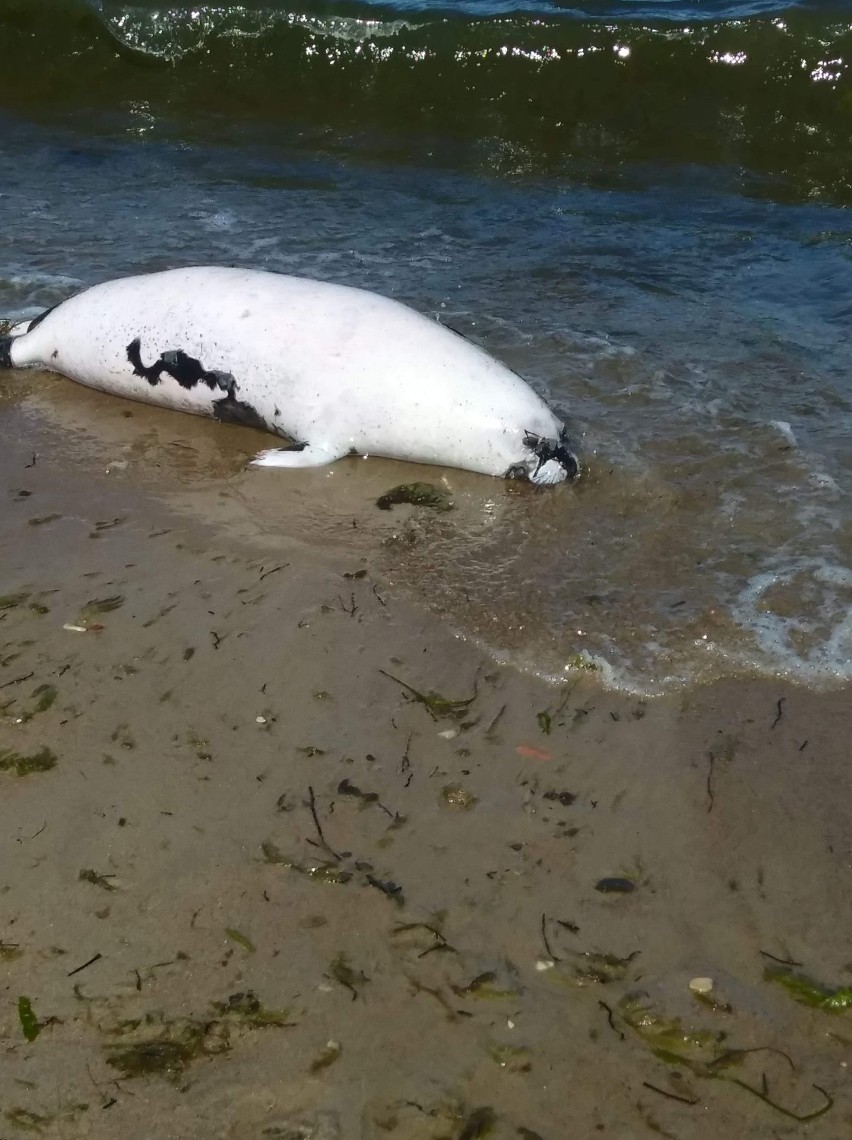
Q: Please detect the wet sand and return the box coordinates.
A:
[1,390,851,1140]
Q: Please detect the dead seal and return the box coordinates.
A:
[0,266,579,485]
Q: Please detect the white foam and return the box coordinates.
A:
[1,271,82,292]
[808,471,840,494]
[769,419,797,447]
[730,558,852,685]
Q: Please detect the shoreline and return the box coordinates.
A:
[0,422,850,1138]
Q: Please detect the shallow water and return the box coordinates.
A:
[0,0,850,692]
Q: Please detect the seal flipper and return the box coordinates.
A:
[249,443,342,470]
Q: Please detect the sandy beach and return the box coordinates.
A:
[0,380,850,1140]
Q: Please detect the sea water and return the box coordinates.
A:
[0,0,849,692]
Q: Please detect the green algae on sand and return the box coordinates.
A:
[0,747,57,776]
[765,965,852,1012]
[379,669,476,720]
[18,996,40,1042]
[106,992,293,1080]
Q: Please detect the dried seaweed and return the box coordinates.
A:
[79,869,117,892]
[728,1077,833,1121]
[329,953,368,1000]
[392,922,454,959]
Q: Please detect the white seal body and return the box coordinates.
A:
[4,266,578,484]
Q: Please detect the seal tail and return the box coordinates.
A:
[0,304,60,368]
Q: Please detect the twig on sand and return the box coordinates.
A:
[307,786,344,862]
[67,953,103,978]
[642,1081,698,1106]
[771,697,786,729]
[540,913,559,962]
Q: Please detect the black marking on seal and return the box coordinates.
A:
[0,337,13,368]
[127,337,273,435]
[212,393,268,432]
[27,302,60,334]
[126,338,234,392]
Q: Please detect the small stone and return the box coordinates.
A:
[689,976,714,995]
[594,877,635,894]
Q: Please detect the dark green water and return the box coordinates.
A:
[4,1,852,201]
[0,0,850,691]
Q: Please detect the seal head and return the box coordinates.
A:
[508,428,580,486]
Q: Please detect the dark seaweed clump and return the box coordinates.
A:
[376,483,454,512]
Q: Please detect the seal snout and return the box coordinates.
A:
[521,428,580,486]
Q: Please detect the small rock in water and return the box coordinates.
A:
[594,877,635,894]
[689,976,714,995]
